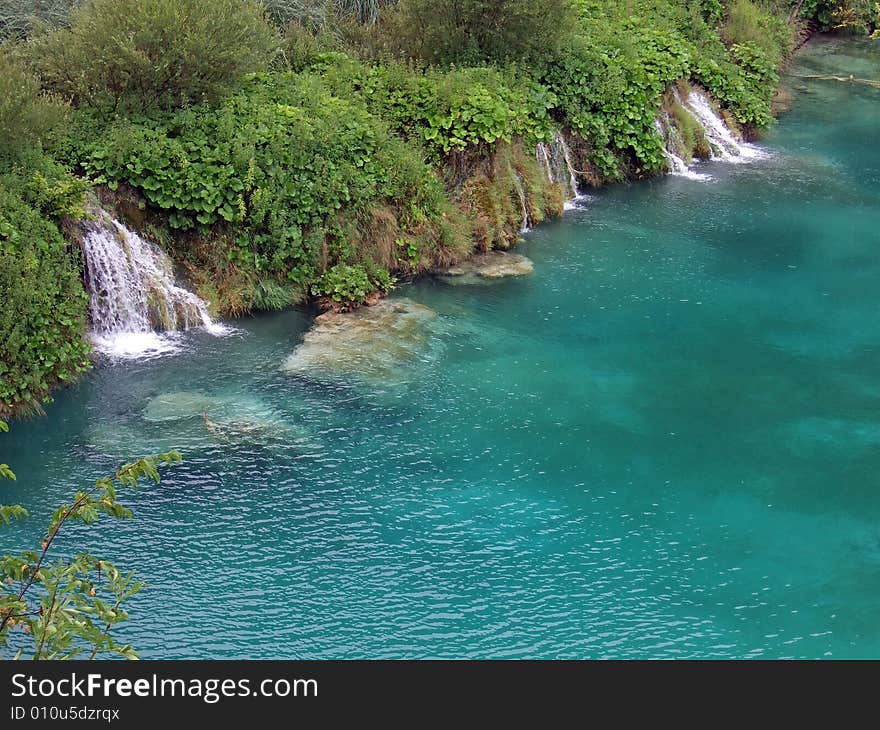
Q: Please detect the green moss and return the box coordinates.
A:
[670,97,711,161]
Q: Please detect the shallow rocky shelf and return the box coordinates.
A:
[282,298,440,384]
[434,251,534,285]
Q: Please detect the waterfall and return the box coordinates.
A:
[536,130,581,201]
[677,88,767,163]
[81,210,227,358]
[512,173,531,233]
[654,86,768,180]
[653,117,710,181]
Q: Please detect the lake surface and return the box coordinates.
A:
[2,39,879,659]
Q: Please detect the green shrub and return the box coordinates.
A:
[0,175,91,417]
[281,22,333,71]
[353,63,556,157]
[540,21,692,177]
[723,0,794,67]
[384,0,577,66]
[798,0,879,33]
[27,0,279,113]
[0,51,67,164]
[544,0,795,162]
[312,262,395,307]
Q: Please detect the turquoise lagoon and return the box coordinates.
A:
[2,39,879,658]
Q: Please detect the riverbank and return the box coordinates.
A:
[1,0,876,417]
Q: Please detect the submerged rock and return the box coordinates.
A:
[143,390,313,448]
[435,251,534,285]
[282,298,440,384]
[202,393,312,447]
[143,391,217,422]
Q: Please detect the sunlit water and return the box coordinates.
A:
[2,39,878,659]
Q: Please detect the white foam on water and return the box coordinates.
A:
[89,331,184,360]
[563,195,592,211]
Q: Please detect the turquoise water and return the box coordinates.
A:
[3,39,879,659]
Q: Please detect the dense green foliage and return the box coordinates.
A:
[64,72,468,308]
[380,0,577,65]
[2,0,871,415]
[0,174,91,417]
[799,0,880,33]
[313,261,395,306]
[534,0,794,177]
[26,0,279,113]
[343,62,556,155]
[0,426,181,659]
[0,52,66,164]
[0,55,91,417]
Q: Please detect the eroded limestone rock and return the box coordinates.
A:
[282,298,440,384]
[435,251,534,285]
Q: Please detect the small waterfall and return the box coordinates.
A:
[81,210,226,358]
[654,118,688,174]
[536,130,581,201]
[653,117,710,181]
[512,173,531,233]
[654,86,768,180]
[677,88,766,163]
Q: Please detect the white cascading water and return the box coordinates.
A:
[654,86,768,180]
[676,88,767,163]
[512,173,531,233]
[81,210,227,358]
[653,117,710,181]
[536,130,582,204]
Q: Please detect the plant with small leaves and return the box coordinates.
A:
[0,428,181,660]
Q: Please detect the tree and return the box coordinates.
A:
[0,420,181,660]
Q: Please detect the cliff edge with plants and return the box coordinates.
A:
[1,0,877,416]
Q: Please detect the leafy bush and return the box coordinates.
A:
[0,51,67,164]
[723,0,794,67]
[541,0,796,168]
[1,438,181,660]
[312,262,395,307]
[540,22,693,176]
[0,173,91,417]
[382,0,577,66]
[27,0,279,113]
[798,0,879,33]
[351,63,556,156]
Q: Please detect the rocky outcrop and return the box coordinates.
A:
[435,251,534,285]
[282,298,440,384]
